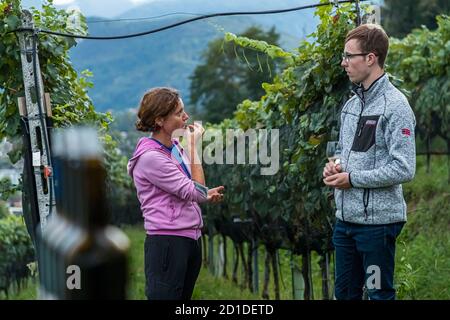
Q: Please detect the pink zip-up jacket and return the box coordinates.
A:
[127,137,207,240]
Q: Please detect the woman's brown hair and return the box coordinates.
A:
[135,87,181,132]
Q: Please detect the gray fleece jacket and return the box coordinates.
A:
[335,73,416,225]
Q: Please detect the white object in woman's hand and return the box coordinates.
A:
[187,123,205,145]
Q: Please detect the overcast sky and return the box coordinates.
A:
[21,0,158,17]
[20,1,383,19]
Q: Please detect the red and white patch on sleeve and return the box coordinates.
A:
[401,128,411,136]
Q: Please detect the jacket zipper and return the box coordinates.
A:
[363,188,370,221]
[356,90,372,221]
[343,87,369,222]
[194,203,203,237]
[341,89,362,222]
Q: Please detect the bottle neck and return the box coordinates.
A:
[52,127,109,229]
[76,158,109,229]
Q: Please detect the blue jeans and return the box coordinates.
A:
[332,219,404,300]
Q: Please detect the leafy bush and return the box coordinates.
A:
[0,0,137,227]
[388,15,450,145]
[0,214,35,298]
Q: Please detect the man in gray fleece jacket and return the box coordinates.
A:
[323,24,416,300]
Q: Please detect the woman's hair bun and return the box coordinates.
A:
[135,119,150,132]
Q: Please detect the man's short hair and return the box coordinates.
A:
[345,24,389,68]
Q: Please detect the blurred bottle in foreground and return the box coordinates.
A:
[38,126,130,299]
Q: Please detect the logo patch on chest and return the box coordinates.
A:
[365,120,377,126]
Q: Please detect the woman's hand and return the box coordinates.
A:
[187,123,205,146]
[186,123,205,167]
[207,186,225,203]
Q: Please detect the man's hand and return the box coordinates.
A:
[323,160,341,178]
[323,172,351,189]
[207,186,225,203]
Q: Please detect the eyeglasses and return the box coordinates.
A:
[341,52,370,63]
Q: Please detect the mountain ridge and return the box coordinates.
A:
[66,1,319,111]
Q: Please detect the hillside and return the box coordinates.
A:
[68,0,318,111]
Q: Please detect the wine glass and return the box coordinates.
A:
[326,141,341,165]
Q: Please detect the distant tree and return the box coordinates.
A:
[189,26,281,124]
[382,0,450,38]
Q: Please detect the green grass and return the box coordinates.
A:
[0,278,38,300]
[3,226,263,300]
[123,225,146,300]
[193,266,261,300]
[123,226,262,300]
[395,155,450,299]
[4,155,449,300]
[193,237,333,300]
[123,228,332,300]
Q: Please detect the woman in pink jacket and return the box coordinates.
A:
[128,87,224,300]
